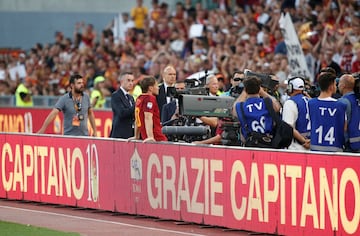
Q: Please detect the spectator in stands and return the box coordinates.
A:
[80,23,97,50]
[110,72,135,139]
[351,44,360,73]
[5,0,360,115]
[0,80,11,95]
[118,12,135,43]
[131,0,148,33]
[318,47,342,78]
[149,0,161,28]
[131,76,167,142]
[308,72,346,152]
[37,74,97,137]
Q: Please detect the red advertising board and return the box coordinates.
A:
[0,107,113,137]
[0,132,359,236]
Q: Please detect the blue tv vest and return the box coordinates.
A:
[309,98,346,152]
[343,93,360,151]
[290,94,311,137]
[235,97,274,138]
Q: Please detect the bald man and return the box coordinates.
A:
[338,74,360,152]
[156,65,177,117]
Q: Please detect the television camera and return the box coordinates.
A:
[161,71,243,145]
[161,93,241,145]
[244,69,279,92]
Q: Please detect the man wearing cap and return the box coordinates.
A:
[91,76,106,108]
[282,77,311,150]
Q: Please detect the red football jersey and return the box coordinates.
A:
[135,94,167,141]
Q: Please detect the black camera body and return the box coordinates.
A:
[220,118,242,146]
[229,85,244,98]
[162,74,242,145]
[244,69,279,91]
[305,85,320,98]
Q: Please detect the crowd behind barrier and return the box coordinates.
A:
[1,0,360,152]
[0,0,359,98]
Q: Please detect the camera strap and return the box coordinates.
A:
[239,103,250,135]
[72,95,82,113]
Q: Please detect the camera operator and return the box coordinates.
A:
[338,74,360,152]
[223,71,245,98]
[233,76,281,145]
[282,77,311,150]
[308,72,346,152]
[199,75,219,129]
[192,121,223,145]
[193,72,246,145]
[188,75,219,144]
[244,69,281,104]
[161,80,186,124]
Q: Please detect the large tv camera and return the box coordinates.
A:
[161,93,241,145]
[228,85,244,98]
[244,69,279,92]
[161,70,242,145]
[166,78,208,98]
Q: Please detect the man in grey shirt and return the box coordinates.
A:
[37,74,97,136]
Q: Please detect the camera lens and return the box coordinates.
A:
[77,102,82,111]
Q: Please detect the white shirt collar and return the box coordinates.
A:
[120,87,129,96]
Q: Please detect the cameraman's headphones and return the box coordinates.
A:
[287,76,305,94]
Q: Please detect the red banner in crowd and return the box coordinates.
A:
[0,133,359,236]
[0,107,113,137]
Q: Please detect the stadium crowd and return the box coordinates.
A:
[0,0,359,101]
[0,0,360,151]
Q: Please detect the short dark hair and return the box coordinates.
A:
[244,76,261,94]
[232,70,244,79]
[69,74,83,84]
[140,76,156,93]
[318,72,336,91]
[119,72,133,81]
[320,67,336,75]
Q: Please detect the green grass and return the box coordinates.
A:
[0,221,80,236]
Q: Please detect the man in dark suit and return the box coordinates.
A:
[156,65,177,118]
[161,81,186,125]
[110,72,135,139]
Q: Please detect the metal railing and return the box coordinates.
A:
[0,95,112,108]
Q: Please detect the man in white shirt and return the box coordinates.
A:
[282,77,311,150]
